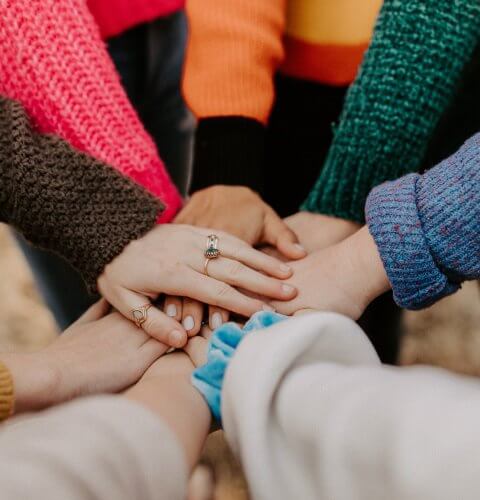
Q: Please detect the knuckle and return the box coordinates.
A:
[229,245,243,261]
[227,260,244,278]
[143,316,167,335]
[214,283,232,304]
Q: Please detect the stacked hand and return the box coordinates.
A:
[98,224,297,348]
[97,186,390,353]
[171,185,378,321]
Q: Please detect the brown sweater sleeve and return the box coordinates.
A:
[0,97,162,292]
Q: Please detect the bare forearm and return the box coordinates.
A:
[125,354,211,469]
[1,352,59,414]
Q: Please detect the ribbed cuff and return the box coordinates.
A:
[0,361,14,421]
[301,131,414,224]
[192,312,286,422]
[366,174,460,310]
[301,0,480,223]
[190,117,266,195]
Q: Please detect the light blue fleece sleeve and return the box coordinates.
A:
[191,311,287,422]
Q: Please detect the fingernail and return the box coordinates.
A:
[280,264,292,273]
[282,284,295,295]
[262,304,275,312]
[183,316,195,331]
[294,243,306,253]
[166,304,177,317]
[170,330,185,346]
[211,312,223,329]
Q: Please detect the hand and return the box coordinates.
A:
[2,300,168,413]
[98,224,297,346]
[163,296,228,337]
[175,186,307,259]
[285,212,361,253]
[183,324,213,367]
[271,227,390,319]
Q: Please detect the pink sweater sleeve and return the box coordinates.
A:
[0,0,182,222]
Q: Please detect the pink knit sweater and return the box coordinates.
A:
[89,0,184,39]
[0,0,183,223]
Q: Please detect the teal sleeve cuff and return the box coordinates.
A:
[191,312,287,423]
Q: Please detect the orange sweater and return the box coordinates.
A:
[184,0,382,124]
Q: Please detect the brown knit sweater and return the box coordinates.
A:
[0,96,162,292]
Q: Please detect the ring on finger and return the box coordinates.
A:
[131,303,152,328]
[203,257,213,277]
[205,234,220,259]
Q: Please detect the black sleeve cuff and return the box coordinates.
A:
[190,117,266,195]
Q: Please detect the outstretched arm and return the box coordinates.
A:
[303,0,480,223]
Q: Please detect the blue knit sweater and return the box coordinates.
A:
[366,133,480,310]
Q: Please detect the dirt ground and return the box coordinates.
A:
[0,224,478,499]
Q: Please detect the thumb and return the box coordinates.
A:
[263,211,307,260]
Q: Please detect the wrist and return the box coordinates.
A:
[1,352,61,414]
[126,353,211,468]
[345,226,390,305]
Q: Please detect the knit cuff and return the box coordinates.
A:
[190,117,266,195]
[0,97,163,293]
[192,312,286,422]
[366,174,460,310]
[0,361,14,421]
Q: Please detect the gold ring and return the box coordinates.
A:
[204,234,220,259]
[204,258,211,277]
[131,303,152,328]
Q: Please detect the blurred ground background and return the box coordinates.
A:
[0,224,478,499]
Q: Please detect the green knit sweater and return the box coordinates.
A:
[302,0,480,223]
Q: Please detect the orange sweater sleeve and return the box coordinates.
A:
[184,0,286,124]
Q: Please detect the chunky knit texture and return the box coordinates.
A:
[87,0,184,39]
[0,0,182,223]
[0,97,162,292]
[303,0,480,223]
[366,133,480,310]
[0,361,14,421]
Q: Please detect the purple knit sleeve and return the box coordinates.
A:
[366,134,480,310]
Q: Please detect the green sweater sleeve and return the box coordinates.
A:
[302,0,480,223]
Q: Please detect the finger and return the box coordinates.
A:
[183,270,273,318]
[184,335,209,367]
[139,337,170,361]
[216,235,293,279]
[104,284,187,348]
[208,306,228,331]
[164,296,183,322]
[200,324,214,341]
[182,298,204,337]
[263,211,307,260]
[187,464,215,500]
[74,298,111,325]
[206,257,297,301]
[193,227,292,279]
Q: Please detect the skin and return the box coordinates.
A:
[98,224,297,349]
[1,300,168,413]
[171,186,308,333]
[125,350,211,469]
[285,212,362,253]
[271,226,390,319]
[170,190,361,330]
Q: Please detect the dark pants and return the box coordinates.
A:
[16,12,194,330]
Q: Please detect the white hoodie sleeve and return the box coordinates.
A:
[0,396,187,500]
[222,312,480,500]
